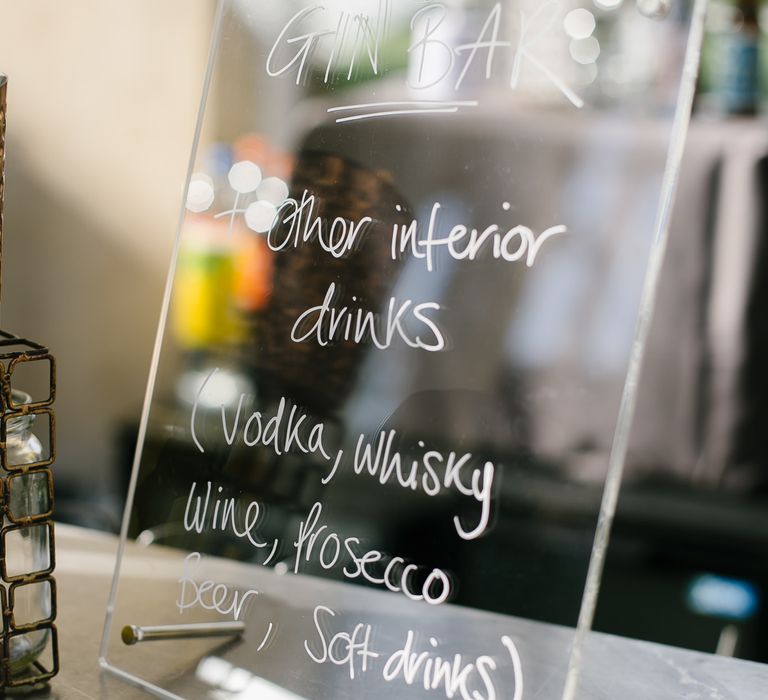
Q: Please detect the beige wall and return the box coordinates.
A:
[0,1,216,503]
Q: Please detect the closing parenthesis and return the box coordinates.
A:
[501,635,524,700]
[191,367,219,454]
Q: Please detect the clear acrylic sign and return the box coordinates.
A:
[100,1,705,698]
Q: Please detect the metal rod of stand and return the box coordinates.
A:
[121,622,246,646]
[0,74,6,314]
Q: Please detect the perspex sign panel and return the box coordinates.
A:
[101,1,705,698]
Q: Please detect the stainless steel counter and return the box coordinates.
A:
[43,525,768,699]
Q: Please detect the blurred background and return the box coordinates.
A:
[0,0,212,525]
[1,0,767,673]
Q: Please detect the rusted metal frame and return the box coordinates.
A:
[0,74,59,688]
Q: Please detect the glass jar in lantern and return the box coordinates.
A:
[3,390,54,676]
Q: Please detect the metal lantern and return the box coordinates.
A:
[0,74,59,688]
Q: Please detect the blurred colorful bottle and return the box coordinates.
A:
[706,0,761,115]
[172,216,242,349]
[233,233,273,314]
